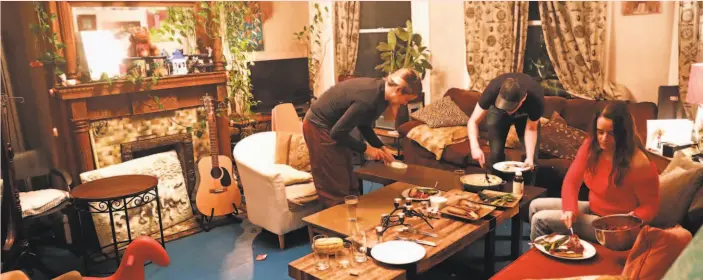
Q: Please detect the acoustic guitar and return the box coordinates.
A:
[194,96,242,217]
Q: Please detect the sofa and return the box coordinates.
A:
[397,88,658,198]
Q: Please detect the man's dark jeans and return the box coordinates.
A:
[485,106,541,182]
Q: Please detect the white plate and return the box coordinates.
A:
[493,161,531,173]
[371,240,426,265]
[401,187,441,201]
[533,234,597,260]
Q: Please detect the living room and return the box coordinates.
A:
[1,1,701,280]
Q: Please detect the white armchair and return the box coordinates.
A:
[233,131,322,249]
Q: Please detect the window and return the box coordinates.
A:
[354,1,412,78]
[522,1,570,98]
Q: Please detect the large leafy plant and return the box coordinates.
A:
[375,20,432,78]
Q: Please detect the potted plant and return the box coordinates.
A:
[375,20,432,79]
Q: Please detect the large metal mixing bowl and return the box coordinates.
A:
[592,214,643,251]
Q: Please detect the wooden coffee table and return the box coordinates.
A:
[294,183,493,280]
[355,162,546,261]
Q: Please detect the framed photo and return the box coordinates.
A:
[622,1,662,16]
[646,119,693,155]
[77,14,97,31]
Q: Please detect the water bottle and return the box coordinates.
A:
[513,171,524,196]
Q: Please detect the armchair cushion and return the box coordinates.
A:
[410,96,469,128]
[285,181,319,210]
[273,164,313,186]
[19,189,70,218]
[274,132,311,172]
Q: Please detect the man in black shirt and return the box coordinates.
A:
[467,73,544,172]
[303,68,422,207]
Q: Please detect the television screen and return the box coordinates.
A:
[248,58,311,113]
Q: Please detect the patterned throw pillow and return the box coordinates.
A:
[411,96,470,128]
[274,132,311,172]
[539,112,588,160]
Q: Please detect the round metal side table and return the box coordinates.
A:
[70,174,165,273]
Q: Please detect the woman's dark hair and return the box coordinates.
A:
[586,101,646,186]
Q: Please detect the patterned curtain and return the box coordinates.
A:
[679,1,703,118]
[539,2,623,100]
[333,1,360,79]
[464,1,529,91]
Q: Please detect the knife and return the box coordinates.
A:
[396,237,437,247]
[403,228,439,238]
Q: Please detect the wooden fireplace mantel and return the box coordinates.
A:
[51,71,232,180]
[54,72,227,100]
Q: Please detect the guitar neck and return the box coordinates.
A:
[208,107,219,168]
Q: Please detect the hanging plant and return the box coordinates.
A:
[294,3,328,92]
[28,2,66,78]
[199,1,260,122]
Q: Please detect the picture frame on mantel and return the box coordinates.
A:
[622,1,661,16]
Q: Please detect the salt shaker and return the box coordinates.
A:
[375,226,384,243]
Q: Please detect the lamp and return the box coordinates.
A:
[687,63,703,158]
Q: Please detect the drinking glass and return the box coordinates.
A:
[351,234,368,263]
[337,241,352,269]
[345,195,359,221]
[312,235,330,271]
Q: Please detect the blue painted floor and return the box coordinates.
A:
[35,181,533,280]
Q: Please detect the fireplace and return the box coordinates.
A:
[120,133,197,199]
[79,133,206,258]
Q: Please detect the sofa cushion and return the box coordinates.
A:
[410,96,469,128]
[652,152,703,228]
[397,120,425,137]
[687,187,703,234]
[622,225,692,280]
[539,112,588,160]
[542,96,568,119]
[444,88,481,117]
[652,166,703,228]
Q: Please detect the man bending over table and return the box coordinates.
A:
[303,68,423,207]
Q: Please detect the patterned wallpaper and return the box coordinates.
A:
[89,108,211,169]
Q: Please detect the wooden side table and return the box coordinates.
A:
[71,175,165,273]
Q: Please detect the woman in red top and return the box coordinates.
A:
[529,102,660,242]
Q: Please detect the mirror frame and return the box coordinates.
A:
[51,1,223,83]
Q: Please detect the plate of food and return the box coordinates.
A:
[459,174,505,192]
[402,187,441,201]
[493,161,532,173]
[532,233,596,260]
[440,198,496,221]
[461,190,522,208]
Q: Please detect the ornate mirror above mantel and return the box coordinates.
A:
[45,1,231,181]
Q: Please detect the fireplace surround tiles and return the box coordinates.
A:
[90,108,210,170]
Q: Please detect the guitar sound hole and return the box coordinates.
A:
[210,167,222,179]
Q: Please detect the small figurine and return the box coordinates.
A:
[169,49,188,75]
